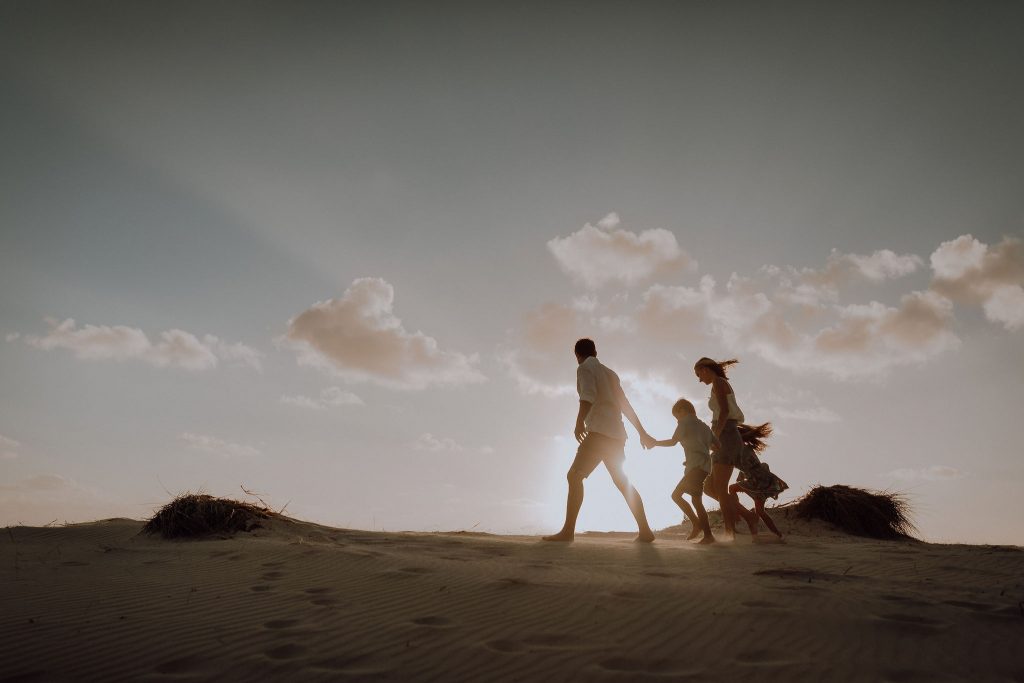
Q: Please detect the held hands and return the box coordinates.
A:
[639,431,656,450]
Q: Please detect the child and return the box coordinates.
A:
[650,399,717,544]
[729,423,789,540]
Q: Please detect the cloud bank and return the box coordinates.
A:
[286,278,486,390]
[19,318,263,371]
[280,386,365,410]
[507,223,1024,391]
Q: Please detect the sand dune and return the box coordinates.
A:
[2,512,1022,682]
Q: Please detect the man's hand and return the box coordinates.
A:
[639,431,655,450]
[574,421,587,444]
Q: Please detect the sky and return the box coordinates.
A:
[2,1,1023,544]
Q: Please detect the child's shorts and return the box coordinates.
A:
[678,467,709,497]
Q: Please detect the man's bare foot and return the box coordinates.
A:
[685,525,701,541]
[635,531,656,543]
[720,529,736,542]
[698,533,716,544]
[542,531,574,542]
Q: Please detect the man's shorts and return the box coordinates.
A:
[677,467,709,497]
[569,432,627,479]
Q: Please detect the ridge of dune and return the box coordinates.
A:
[2,514,1022,682]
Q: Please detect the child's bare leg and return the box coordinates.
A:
[755,499,783,538]
[691,494,715,544]
[670,481,700,539]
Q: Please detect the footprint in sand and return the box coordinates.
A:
[304,587,333,595]
[597,656,695,676]
[880,594,931,607]
[735,648,795,665]
[154,654,207,675]
[311,653,382,675]
[260,571,287,581]
[60,561,89,567]
[310,597,339,606]
[609,590,647,600]
[484,639,525,653]
[264,619,301,630]
[741,600,784,609]
[875,613,945,634]
[941,600,994,611]
[250,585,273,592]
[261,561,286,568]
[643,571,676,579]
[412,616,452,627]
[496,577,532,588]
[398,566,434,574]
[264,643,307,660]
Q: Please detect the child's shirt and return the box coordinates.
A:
[672,415,714,474]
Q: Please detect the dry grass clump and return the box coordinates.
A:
[790,485,916,539]
[143,493,274,539]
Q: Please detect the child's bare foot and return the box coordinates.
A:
[635,530,656,543]
[542,531,574,542]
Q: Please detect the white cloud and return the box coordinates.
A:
[178,432,261,458]
[281,386,365,410]
[0,433,21,460]
[413,433,465,453]
[887,466,964,481]
[22,318,262,371]
[930,235,1024,330]
[547,213,695,289]
[5,333,21,342]
[286,278,486,390]
[846,249,924,281]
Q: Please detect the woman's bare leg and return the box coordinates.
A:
[728,484,759,537]
[712,463,735,539]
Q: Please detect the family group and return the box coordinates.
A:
[543,338,788,545]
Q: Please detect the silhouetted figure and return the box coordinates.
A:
[544,339,656,543]
[649,398,717,544]
[694,356,759,540]
[728,423,788,540]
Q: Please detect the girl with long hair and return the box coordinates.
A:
[729,423,788,539]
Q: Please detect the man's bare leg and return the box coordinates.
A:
[543,470,584,542]
[608,465,655,542]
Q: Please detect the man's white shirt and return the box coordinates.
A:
[576,356,628,441]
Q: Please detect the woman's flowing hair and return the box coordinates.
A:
[737,422,773,453]
[694,356,739,379]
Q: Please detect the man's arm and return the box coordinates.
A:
[616,384,653,448]
[575,401,592,443]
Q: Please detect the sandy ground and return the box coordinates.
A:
[1,512,1022,682]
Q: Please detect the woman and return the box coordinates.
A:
[694,357,758,539]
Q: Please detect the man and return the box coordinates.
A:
[543,338,657,543]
